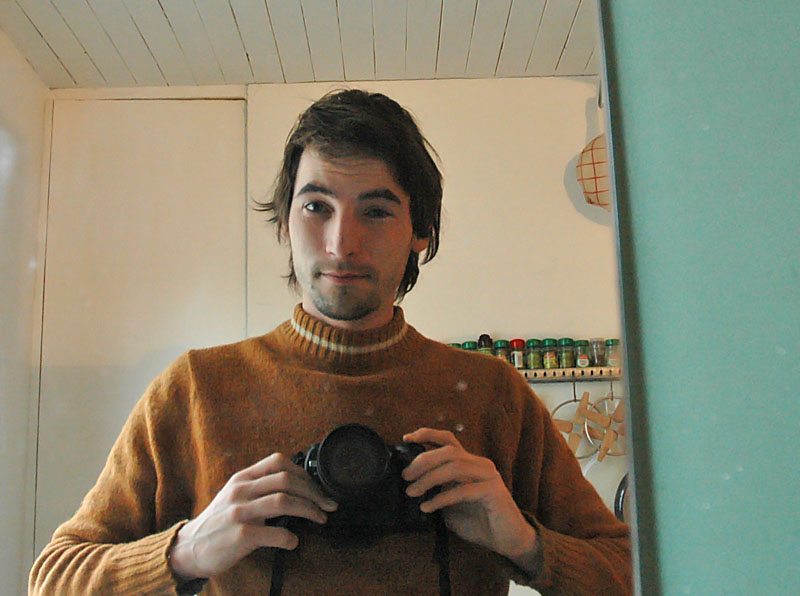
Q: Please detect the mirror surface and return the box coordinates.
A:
[1,3,633,595]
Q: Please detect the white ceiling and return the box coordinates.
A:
[0,0,601,89]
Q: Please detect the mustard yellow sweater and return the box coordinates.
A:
[30,306,631,595]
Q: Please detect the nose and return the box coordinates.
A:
[326,211,363,258]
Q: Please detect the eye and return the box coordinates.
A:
[364,206,393,219]
[304,200,330,214]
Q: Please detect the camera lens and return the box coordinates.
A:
[317,424,390,501]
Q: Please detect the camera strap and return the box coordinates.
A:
[433,512,452,596]
[268,516,451,596]
[268,547,287,596]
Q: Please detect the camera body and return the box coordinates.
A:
[291,423,436,538]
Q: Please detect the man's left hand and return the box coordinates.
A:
[402,427,540,571]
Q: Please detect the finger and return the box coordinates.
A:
[419,482,488,513]
[235,452,305,481]
[403,427,462,448]
[247,524,300,551]
[235,492,330,525]
[406,460,493,497]
[245,470,337,511]
[403,444,490,482]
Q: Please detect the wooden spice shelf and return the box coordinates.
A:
[520,367,622,383]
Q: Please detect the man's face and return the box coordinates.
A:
[287,148,429,330]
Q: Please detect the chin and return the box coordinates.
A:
[312,292,380,323]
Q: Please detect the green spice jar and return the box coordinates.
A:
[606,338,622,367]
[494,339,511,363]
[574,340,591,368]
[477,334,494,356]
[558,338,576,368]
[510,338,526,369]
[525,339,543,369]
[462,341,478,351]
[542,338,558,369]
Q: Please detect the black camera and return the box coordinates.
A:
[290,423,436,539]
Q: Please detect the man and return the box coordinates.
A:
[30,89,631,595]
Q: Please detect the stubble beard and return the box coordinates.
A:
[309,283,381,322]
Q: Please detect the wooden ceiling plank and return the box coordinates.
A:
[337,0,374,81]
[193,0,253,84]
[51,0,135,87]
[265,0,313,83]
[555,0,598,76]
[0,1,74,87]
[159,0,224,86]
[526,0,580,76]
[122,0,194,85]
[584,46,599,75]
[495,0,545,77]
[86,0,164,86]
[17,0,104,87]
[465,0,512,78]
[229,0,283,83]
[405,0,440,79]
[436,0,477,78]
[301,0,344,82]
[373,0,406,80]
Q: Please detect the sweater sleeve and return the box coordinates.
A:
[502,372,633,596]
[29,355,197,596]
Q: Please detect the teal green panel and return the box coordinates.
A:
[602,2,799,595]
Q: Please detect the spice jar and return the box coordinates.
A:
[542,338,558,369]
[494,340,511,363]
[477,334,494,356]
[462,341,477,351]
[574,340,591,368]
[525,339,543,369]
[606,338,622,367]
[558,338,576,368]
[590,338,606,367]
[510,339,526,369]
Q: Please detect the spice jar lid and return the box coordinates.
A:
[478,334,493,348]
[575,339,589,347]
[510,338,525,349]
[605,338,621,346]
[493,339,510,348]
[557,337,575,346]
[542,338,557,347]
[462,341,478,350]
[525,338,541,348]
[447,343,463,348]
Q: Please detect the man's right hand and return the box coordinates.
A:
[168,452,338,582]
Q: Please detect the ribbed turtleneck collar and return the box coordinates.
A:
[280,304,418,372]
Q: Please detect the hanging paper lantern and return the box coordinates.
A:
[576,134,611,211]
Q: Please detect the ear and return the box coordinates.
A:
[411,234,429,255]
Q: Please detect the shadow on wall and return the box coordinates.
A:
[34,345,194,555]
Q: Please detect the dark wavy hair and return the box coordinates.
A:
[253,89,443,300]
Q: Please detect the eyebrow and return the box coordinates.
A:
[295,183,402,204]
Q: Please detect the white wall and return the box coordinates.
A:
[0,27,49,596]
[35,95,247,556]
[247,78,621,341]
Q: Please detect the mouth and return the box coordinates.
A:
[319,271,371,284]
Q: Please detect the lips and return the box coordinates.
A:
[319,271,370,283]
